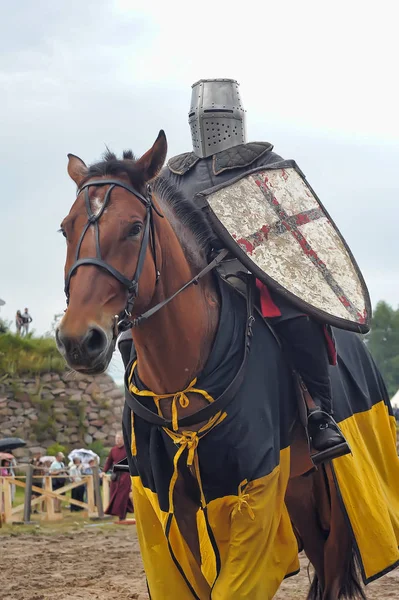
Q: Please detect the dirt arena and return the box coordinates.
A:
[1,525,398,599]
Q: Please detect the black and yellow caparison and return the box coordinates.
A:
[122,284,399,599]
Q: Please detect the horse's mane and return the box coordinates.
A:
[84,148,144,187]
[153,176,217,267]
[85,150,217,269]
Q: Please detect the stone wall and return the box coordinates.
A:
[0,370,125,458]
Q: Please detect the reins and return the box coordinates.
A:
[64,179,229,334]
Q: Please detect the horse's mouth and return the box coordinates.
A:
[64,355,112,375]
[69,363,109,375]
[61,342,115,375]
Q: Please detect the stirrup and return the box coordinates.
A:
[307,409,352,465]
[311,442,351,465]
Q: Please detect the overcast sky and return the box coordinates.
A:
[0,0,398,382]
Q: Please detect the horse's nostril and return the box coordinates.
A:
[56,328,69,352]
[85,328,107,356]
[55,328,63,348]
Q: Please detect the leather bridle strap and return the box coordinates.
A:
[124,274,255,427]
[63,177,230,334]
[64,179,160,332]
[131,248,229,327]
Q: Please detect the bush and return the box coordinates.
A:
[87,440,110,464]
[0,319,9,334]
[0,332,66,376]
[47,442,67,456]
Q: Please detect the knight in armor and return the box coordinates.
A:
[120,79,350,462]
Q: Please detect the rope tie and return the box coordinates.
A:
[168,430,199,466]
[233,479,255,521]
[128,360,215,431]
[127,360,228,514]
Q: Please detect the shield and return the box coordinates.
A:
[196,161,371,332]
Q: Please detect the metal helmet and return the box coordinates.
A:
[188,78,246,158]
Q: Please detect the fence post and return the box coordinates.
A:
[102,474,110,510]
[92,467,104,518]
[2,477,13,524]
[23,464,34,524]
[86,475,96,516]
[44,476,56,521]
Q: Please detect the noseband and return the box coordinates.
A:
[64,177,229,335]
[64,179,162,333]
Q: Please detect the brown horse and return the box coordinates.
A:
[57,131,398,599]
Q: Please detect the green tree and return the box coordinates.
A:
[366,301,399,398]
[0,318,10,333]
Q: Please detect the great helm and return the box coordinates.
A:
[189,79,246,158]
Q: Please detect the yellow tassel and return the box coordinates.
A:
[171,397,179,432]
[233,479,255,521]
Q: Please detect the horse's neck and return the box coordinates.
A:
[131,226,219,395]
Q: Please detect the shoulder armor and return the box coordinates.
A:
[167,152,200,175]
[213,141,274,175]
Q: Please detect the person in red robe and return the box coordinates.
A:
[103,432,134,523]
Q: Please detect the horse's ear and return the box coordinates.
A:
[136,130,167,182]
[67,154,88,187]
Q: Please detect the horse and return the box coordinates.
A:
[56,131,399,599]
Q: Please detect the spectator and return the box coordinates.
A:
[30,452,44,513]
[83,458,101,476]
[0,459,11,514]
[69,457,85,512]
[0,457,16,502]
[0,459,11,476]
[103,432,134,524]
[49,452,67,512]
[41,459,53,487]
[21,307,32,336]
[15,310,23,335]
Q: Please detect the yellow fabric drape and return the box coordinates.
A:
[333,400,399,581]
[131,447,299,600]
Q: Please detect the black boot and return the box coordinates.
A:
[307,409,351,464]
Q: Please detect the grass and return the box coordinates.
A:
[0,511,116,536]
[0,332,66,376]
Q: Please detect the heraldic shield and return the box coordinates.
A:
[196,160,371,333]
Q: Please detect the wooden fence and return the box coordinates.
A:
[0,464,111,525]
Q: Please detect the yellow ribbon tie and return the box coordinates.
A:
[167,430,199,465]
[127,360,228,513]
[128,360,215,432]
[165,412,227,509]
[234,479,255,521]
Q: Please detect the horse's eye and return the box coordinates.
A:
[127,223,143,238]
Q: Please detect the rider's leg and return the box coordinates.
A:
[273,315,348,454]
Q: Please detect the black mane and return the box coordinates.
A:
[153,176,217,258]
[85,149,217,259]
[83,148,145,191]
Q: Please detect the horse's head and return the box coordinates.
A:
[56,131,167,374]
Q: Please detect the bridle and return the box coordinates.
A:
[64,178,228,336]
[64,178,162,333]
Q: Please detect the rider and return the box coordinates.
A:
[120,79,349,461]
